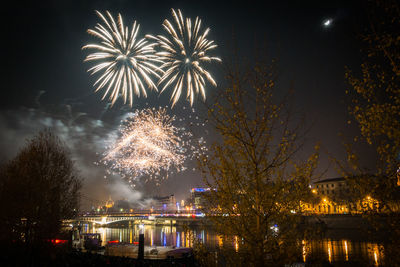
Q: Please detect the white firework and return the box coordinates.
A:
[83,11,162,106]
[103,107,185,183]
[102,106,208,185]
[147,9,221,107]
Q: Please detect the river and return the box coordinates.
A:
[80,223,384,266]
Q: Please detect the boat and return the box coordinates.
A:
[72,233,102,251]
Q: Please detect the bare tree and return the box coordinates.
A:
[199,59,319,266]
[0,129,81,261]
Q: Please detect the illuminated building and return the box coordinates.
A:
[304,177,357,214]
[314,177,348,197]
[105,196,114,209]
[300,177,349,214]
[149,195,176,211]
[302,177,382,214]
[190,188,211,210]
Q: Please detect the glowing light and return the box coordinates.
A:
[218,235,223,247]
[147,9,221,107]
[191,187,210,192]
[51,239,68,245]
[372,244,380,266]
[103,107,206,184]
[344,240,349,261]
[328,241,332,263]
[270,224,279,234]
[323,18,333,27]
[83,11,162,106]
[130,229,132,243]
[234,236,239,252]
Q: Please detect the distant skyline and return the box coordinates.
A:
[2,0,370,208]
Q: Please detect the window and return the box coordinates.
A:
[322,190,325,194]
[327,190,329,194]
[317,185,319,188]
[331,184,334,187]
[332,190,335,194]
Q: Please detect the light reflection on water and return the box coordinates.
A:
[83,224,222,249]
[81,224,384,265]
[302,238,384,266]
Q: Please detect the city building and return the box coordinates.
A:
[314,177,348,197]
[149,194,176,211]
[301,177,351,214]
[105,196,114,209]
[302,177,380,214]
[190,188,211,210]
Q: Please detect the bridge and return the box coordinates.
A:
[68,213,207,226]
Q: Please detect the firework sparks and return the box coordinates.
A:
[102,107,206,184]
[83,11,162,106]
[147,9,221,107]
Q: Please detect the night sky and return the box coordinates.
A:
[2,0,369,209]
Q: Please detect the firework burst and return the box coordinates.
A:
[147,9,221,107]
[83,11,162,106]
[102,107,206,185]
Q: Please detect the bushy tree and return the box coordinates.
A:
[199,60,319,266]
[0,129,81,261]
[345,0,400,191]
[343,0,400,265]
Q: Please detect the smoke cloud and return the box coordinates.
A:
[0,94,141,210]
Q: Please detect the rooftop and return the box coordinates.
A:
[313,177,345,184]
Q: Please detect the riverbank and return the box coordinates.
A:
[304,214,372,229]
[1,249,195,267]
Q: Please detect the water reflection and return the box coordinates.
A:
[85,224,222,249]
[82,224,384,265]
[303,239,384,265]
[327,241,332,263]
[234,236,239,252]
[302,240,307,262]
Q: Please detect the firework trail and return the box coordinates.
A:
[147,9,221,107]
[83,11,162,106]
[102,107,206,185]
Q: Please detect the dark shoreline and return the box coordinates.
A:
[0,249,196,267]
